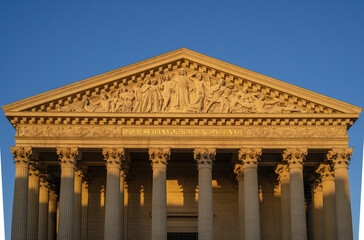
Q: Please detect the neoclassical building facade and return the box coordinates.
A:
[3,49,361,240]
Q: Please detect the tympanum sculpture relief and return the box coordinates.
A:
[55,68,308,114]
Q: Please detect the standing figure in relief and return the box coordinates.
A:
[170,68,190,111]
[204,78,227,113]
[160,74,176,111]
[133,82,143,112]
[150,78,161,112]
[188,73,206,112]
[120,88,135,112]
[140,78,152,112]
[140,78,160,112]
[109,89,122,112]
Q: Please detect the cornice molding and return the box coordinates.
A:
[2,48,362,115]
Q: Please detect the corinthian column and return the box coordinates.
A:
[312,181,324,240]
[194,148,216,240]
[81,171,89,240]
[38,176,49,240]
[57,147,78,240]
[27,160,40,240]
[48,190,57,240]
[327,148,354,240]
[239,148,262,240]
[10,146,32,240]
[74,167,83,240]
[316,164,337,240]
[234,163,244,240]
[275,164,290,240]
[103,147,125,240]
[283,148,308,240]
[149,148,170,240]
[120,168,128,240]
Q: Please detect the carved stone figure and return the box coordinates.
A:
[188,73,206,112]
[160,74,176,112]
[53,67,313,114]
[170,68,190,111]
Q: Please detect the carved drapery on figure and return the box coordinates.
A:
[54,67,309,114]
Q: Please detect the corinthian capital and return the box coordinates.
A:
[327,147,353,169]
[234,163,244,181]
[282,148,307,169]
[275,164,290,182]
[238,148,262,169]
[149,148,171,168]
[316,164,334,182]
[57,147,79,168]
[194,148,216,169]
[11,146,32,167]
[102,147,125,168]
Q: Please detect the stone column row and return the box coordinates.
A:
[11,146,354,240]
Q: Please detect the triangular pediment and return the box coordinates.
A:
[3,48,361,116]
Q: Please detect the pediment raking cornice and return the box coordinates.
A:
[2,48,362,118]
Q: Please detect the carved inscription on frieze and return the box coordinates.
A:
[17,125,347,138]
[53,68,309,114]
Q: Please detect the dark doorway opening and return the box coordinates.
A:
[167,233,198,240]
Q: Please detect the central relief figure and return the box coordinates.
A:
[170,68,190,111]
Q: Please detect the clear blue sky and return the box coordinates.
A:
[0,1,363,239]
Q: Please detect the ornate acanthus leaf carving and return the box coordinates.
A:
[10,146,32,167]
[327,147,353,169]
[149,148,171,168]
[275,164,290,182]
[194,148,216,168]
[102,147,125,168]
[238,148,262,169]
[57,147,79,168]
[316,164,335,182]
[233,163,244,181]
[51,67,313,114]
[282,148,308,169]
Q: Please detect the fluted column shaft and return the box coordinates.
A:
[239,148,262,240]
[38,179,49,240]
[195,148,215,240]
[312,183,324,240]
[74,169,82,240]
[11,146,32,240]
[27,163,40,240]
[328,148,353,240]
[81,181,88,240]
[120,171,126,240]
[234,164,244,240]
[275,164,290,240]
[48,190,57,240]
[57,147,78,240]
[317,164,337,240]
[283,148,307,240]
[150,148,170,240]
[103,148,125,240]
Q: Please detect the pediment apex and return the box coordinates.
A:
[2,48,362,115]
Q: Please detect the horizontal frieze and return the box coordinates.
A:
[16,124,347,139]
